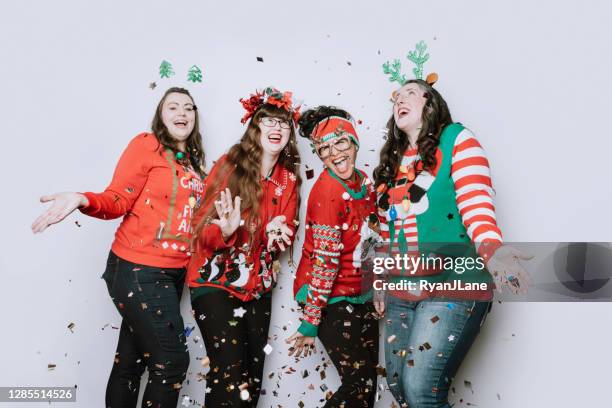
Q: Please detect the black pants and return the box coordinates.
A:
[191,290,272,407]
[318,301,380,407]
[102,251,189,408]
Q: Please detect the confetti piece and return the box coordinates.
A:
[306,169,315,180]
[149,82,157,90]
[234,307,247,318]
[387,334,397,343]
[184,326,195,337]
[48,364,56,371]
[201,356,210,367]
[181,396,190,406]
[447,303,455,309]
[448,335,455,342]
[263,344,273,355]
[256,57,264,62]
[240,389,250,400]
[431,315,440,323]
[67,322,75,332]
[74,221,81,227]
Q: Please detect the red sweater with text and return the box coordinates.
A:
[80,133,204,268]
[294,169,377,332]
[186,155,298,301]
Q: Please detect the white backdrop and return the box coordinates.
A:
[2,0,611,407]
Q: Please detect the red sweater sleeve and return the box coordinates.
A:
[79,134,153,219]
[300,184,344,330]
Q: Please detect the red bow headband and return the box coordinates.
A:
[239,87,301,125]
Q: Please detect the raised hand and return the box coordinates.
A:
[31,192,89,234]
[486,245,534,295]
[265,215,293,252]
[211,188,242,240]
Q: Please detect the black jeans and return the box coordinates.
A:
[318,301,380,408]
[102,251,189,408]
[191,290,272,407]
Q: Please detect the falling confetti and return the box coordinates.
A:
[234,307,247,318]
[263,344,273,355]
[256,56,264,62]
[149,82,157,90]
[67,322,75,333]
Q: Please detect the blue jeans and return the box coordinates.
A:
[384,296,490,408]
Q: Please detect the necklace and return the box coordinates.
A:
[326,168,367,199]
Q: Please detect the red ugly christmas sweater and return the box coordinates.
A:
[80,133,204,268]
[187,155,298,302]
[294,168,377,337]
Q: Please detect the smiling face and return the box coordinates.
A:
[393,82,428,136]
[258,116,291,156]
[160,92,196,144]
[314,136,358,180]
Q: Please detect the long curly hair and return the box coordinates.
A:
[373,79,452,188]
[194,103,302,244]
[151,87,206,178]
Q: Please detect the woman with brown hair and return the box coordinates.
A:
[187,87,301,407]
[374,77,531,407]
[31,87,206,407]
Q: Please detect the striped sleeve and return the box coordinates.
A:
[451,129,503,260]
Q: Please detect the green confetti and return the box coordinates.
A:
[406,40,429,80]
[159,60,175,78]
[187,65,202,83]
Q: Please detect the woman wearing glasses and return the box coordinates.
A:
[31,87,205,407]
[286,106,379,407]
[187,87,301,407]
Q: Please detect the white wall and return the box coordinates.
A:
[2,0,611,407]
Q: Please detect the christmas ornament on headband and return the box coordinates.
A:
[239,86,301,125]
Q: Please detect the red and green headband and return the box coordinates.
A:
[311,116,359,147]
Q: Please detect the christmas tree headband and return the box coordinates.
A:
[311,116,359,147]
[382,40,439,99]
[239,87,301,125]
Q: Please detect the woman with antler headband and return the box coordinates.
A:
[286,106,380,407]
[187,87,301,407]
[375,42,532,408]
[31,88,205,407]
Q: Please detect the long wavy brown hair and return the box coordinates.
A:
[373,79,452,189]
[151,87,206,178]
[193,103,302,245]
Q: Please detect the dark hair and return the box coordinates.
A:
[373,79,452,188]
[151,87,206,178]
[194,103,302,245]
[297,105,353,140]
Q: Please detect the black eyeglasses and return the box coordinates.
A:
[261,117,291,129]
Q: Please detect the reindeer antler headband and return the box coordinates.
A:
[382,40,439,88]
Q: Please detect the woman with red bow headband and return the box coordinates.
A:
[287,105,380,407]
[188,87,301,407]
